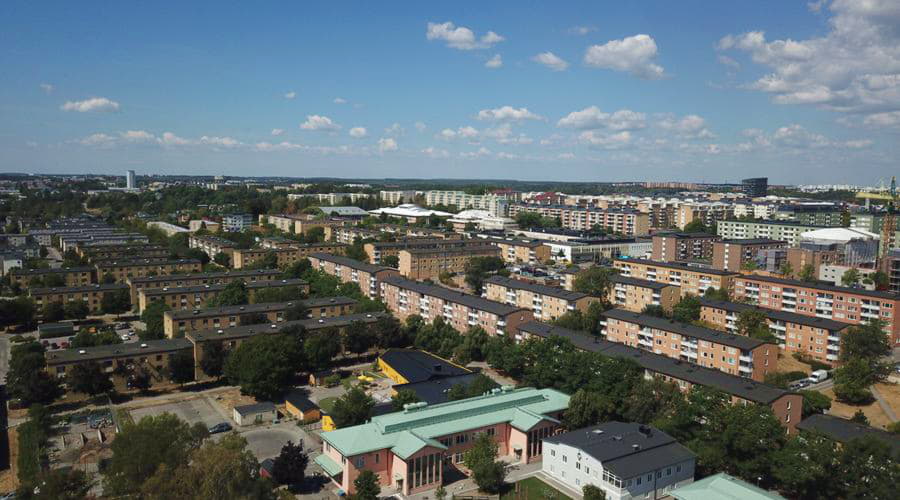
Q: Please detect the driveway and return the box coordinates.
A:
[240,422,306,460]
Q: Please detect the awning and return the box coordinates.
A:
[315,454,343,477]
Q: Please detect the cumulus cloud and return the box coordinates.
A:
[584,34,666,79]
[284,91,296,100]
[476,106,542,122]
[377,137,398,152]
[482,123,533,145]
[199,136,241,148]
[159,132,192,146]
[333,97,347,104]
[716,1,900,115]
[78,133,116,146]
[557,106,647,130]
[384,123,405,137]
[120,130,155,142]
[460,147,492,159]
[39,83,54,94]
[271,128,285,136]
[414,121,427,132]
[255,141,304,152]
[578,130,633,148]
[349,127,367,138]
[568,26,596,36]
[421,146,450,158]
[532,51,569,71]
[657,114,716,139]
[60,97,120,112]
[485,54,503,69]
[426,21,504,50]
[437,126,479,141]
[717,55,740,69]
[300,115,341,131]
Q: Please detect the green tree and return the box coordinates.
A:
[304,330,341,371]
[168,351,195,385]
[200,341,227,379]
[641,304,668,318]
[213,251,231,267]
[101,272,117,284]
[330,386,375,428]
[799,390,832,417]
[573,266,618,301]
[391,389,421,410]
[209,279,249,307]
[70,329,122,348]
[271,440,308,486]
[63,300,89,320]
[691,403,785,482]
[871,270,890,290]
[140,301,171,340]
[101,288,132,314]
[42,301,66,322]
[464,432,505,494]
[383,255,399,268]
[840,319,891,362]
[850,409,869,424]
[27,468,93,500]
[343,320,373,359]
[283,258,312,278]
[7,341,61,405]
[841,268,861,287]
[735,309,777,342]
[799,263,816,282]
[464,256,507,294]
[372,315,406,349]
[672,295,702,323]
[773,432,840,500]
[582,484,606,500]
[779,261,794,278]
[66,362,113,396]
[838,436,900,499]
[564,389,614,429]
[224,333,303,400]
[353,470,381,500]
[682,219,708,233]
[702,287,730,301]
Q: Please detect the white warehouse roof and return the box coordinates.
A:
[369,204,454,218]
[801,227,879,243]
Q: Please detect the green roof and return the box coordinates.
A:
[320,387,569,460]
[671,473,786,500]
[314,454,343,477]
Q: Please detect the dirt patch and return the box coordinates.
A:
[210,387,258,414]
[873,382,900,419]
[777,352,812,374]
[0,427,20,493]
[822,387,893,429]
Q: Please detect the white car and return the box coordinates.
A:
[121,334,130,341]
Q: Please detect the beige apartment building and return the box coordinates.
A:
[601,309,776,381]
[651,233,719,262]
[75,244,169,262]
[380,276,532,337]
[95,258,203,283]
[482,275,599,321]
[136,278,309,313]
[126,269,281,305]
[699,298,851,364]
[162,297,357,338]
[188,235,236,259]
[325,225,381,244]
[363,238,483,265]
[508,204,650,235]
[398,245,500,280]
[232,243,347,269]
[609,275,681,313]
[712,239,788,272]
[308,252,400,298]
[613,258,738,296]
[31,283,131,314]
[10,266,95,288]
[486,238,552,265]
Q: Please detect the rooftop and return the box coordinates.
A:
[610,274,674,290]
[484,275,590,300]
[718,238,788,245]
[800,227,879,242]
[309,252,395,274]
[320,387,569,459]
[164,296,357,320]
[95,258,201,268]
[234,402,277,416]
[46,338,193,365]
[139,278,307,296]
[319,206,370,217]
[379,349,470,384]
[392,373,485,405]
[737,274,900,300]
[127,268,281,285]
[654,232,718,239]
[615,257,739,276]
[30,283,130,294]
[11,266,94,276]
[671,473,786,500]
[545,422,695,479]
[185,312,384,342]
[796,414,900,455]
[603,308,770,351]
[382,276,530,316]
[699,298,852,331]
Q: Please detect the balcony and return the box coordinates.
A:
[827,354,839,361]
[739,354,753,363]
[738,365,752,374]
[638,338,653,348]
[680,349,698,359]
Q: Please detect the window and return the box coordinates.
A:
[666,467,672,476]
[576,462,581,470]
[355,457,365,468]
[562,455,567,463]
[676,465,682,473]
[550,449,555,457]
[657,471,662,479]
[374,453,379,464]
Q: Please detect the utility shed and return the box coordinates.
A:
[233,402,277,426]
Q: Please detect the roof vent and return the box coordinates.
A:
[78,350,86,355]
[591,429,604,435]
[271,324,277,329]
[217,329,224,334]
[239,306,245,310]
[366,314,372,318]
[318,319,324,323]
[140,343,147,348]
[632,444,641,450]
[163,287,168,291]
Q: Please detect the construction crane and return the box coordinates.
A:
[856,176,898,266]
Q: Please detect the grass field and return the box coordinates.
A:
[318,397,338,413]
[501,476,573,500]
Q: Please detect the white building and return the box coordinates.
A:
[425,190,510,216]
[368,204,454,223]
[448,209,517,231]
[146,221,190,237]
[126,169,136,189]
[379,190,418,205]
[542,422,695,500]
[1,252,24,276]
[819,264,877,290]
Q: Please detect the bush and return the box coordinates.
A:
[322,374,341,387]
[792,353,831,372]
[764,371,809,389]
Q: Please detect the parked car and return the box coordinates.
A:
[121,335,130,341]
[208,422,232,434]
[808,370,829,384]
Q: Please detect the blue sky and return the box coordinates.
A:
[2,1,899,183]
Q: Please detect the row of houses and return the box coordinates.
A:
[10,258,203,288]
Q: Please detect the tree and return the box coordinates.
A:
[304,330,341,371]
[799,390,832,417]
[383,255,399,268]
[213,251,231,267]
[168,351,195,385]
[63,300,89,320]
[464,432,505,494]
[702,287,730,301]
[372,315,406,349]
[252,285,305,304]
[773,432,840,500]
[209,279,249,307]
[42,301,66,322]
[67,362,113,396]
[464,256,507,294]
[735,309,777,342]
[840,319,891,362]
[353,470,381,500]
[841,268,861,287]
[283,302,309,321]
[101,288,132,314]
[140,301,171,340]
[850,409,869,424]
[224,333,303,400]
[200,341,227,378]
[682,219,708,233]
[573,267,618,300]
[271,440,308,486]
[779,261,794,278]
[392,389,421,411]
[343,320,373,359]
[129,366,153,392]
[101,272,117,284]
[837,436,900,499]
[70,329,122,348]
[582,484,606,500]
[28,468,93,500]
[284,258,312,278]
[344,239,369,262]
[799,263,816,282]
[641,304,667,318]
[7,341,61,405]
[871,270,890,290]
[564,389,614,429]
[104,413,208,496]
[672,295,702,323]
[330,386,375,428]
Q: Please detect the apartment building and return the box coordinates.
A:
[264,214,305,234]
[10,266,95,288]
[188,235,236,258]
[424,190,510,216]
[325,225,381,245]
[75,244,169,262]
[485,238,551,265]
[559,268,578,291]
[717,220,824,246]
[222,213,253,232]
[516,321,802,433]
[651,233,719,262]
[296,218,347,236]
[712,239,788,272]
[308,252,400,298]
[773,204,844,227]
[398,245,500,280]
[482,275,600,321]
[259,236,300,249]
[162,297,357,338]
[31,283,131,314]
[675,203,734,230]
[699,299,851,364]
[380,276,533,336]
[544,238,652,264]
[137,278,309,313]
[609,275,681,313]
[613,258,738,296]
[316,387,568,496]
[95,258,202,283]
[126,269,281,305]
[733,275,900,344]
[601,309,775,381]
[364,238,486,265]
[232,243,347,269]
[380,190,418,205]
[508,204,650,235]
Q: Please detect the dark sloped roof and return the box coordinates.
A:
[140,278,307,296]
[382,276,529,316]
[484,275,589,300]
[46,338,193,365]
[393,373,484,405]
[615,258,738,276]
[308,252,393,274]
[30,283,129,294]
[718,238,787,245]
[127,269,281,285]
[736,274,900,300]
[185,312,384,342]
[379,349,470,384]
[610,275,674,290]
[797,414,900,455]
[234,402,276,416]
[545,422,695,479]
[164,296,356,320]
[284,391,318,412]
[603,308,768,351]
[699,298,851,331]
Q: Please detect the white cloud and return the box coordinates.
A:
[384,123,405,137]
[333,97,347,104]
[255,141,304,152]
[568,26,596,36]
[284,91,296,100]
[159,132,192,146]
[271,128,285,136]
[377,137,398,152]
[584,34,666,79]
[483,123,533,144]
[120,130,155,142]
[717,55,740,69]
[717,1,900,115]
[421,147,450,158]
[532,51,569,71]
[476,106,542,122]
[578,130,633,148]
[657,114,716,139]
[60,97,120,112]
[78,133,116,146]
[426,21,504,50]
[349,127,368,138]
[414,121,427,132]
[557,106,647,130]
[39,83,53,94]
[199,136,241,148]
[485,54,503,69]
[460,147,492,159]
[437,126,479,141]
[863,111,900,127]
[300,115,341,131]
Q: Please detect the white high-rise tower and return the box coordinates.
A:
[126,169,136,189]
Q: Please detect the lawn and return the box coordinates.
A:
[318,397,338,413]
[501,476,573,500]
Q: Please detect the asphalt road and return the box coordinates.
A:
[0,334,8,384]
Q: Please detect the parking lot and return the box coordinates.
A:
[129,397,228,429]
